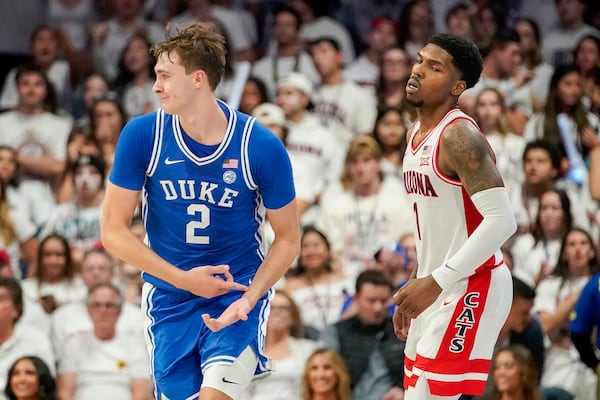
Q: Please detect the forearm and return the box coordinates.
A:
[243,235,298,306]
[131,378,153,400]
[18,154,65,177]
[432,187,516,289]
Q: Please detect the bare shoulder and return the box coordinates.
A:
[439,118,504,195]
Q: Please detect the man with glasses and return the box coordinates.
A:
[56,282,152,400]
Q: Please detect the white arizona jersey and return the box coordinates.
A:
[402,107,503,279]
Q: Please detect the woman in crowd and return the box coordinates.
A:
[523,64,600,181]
[490,345,542,400]
[243,290,317,400]
[532,227,599,400]
[370,106,406,188]
[89,94,126,173]
[238,76,270,115]
[283,227,352,334]
[0,25,71,111]
[0,151,39,278]
[374,46,411,111]
[511,188,573,287]
[301,348,351,400]
[513,17,554,112]
[573,35,600,103]
[55,126,103,203]
[473,87,526,192]
[113,34,160,119]
[20,233,86,314]
[4,356,57,400]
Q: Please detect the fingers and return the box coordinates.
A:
[216,279,248,292]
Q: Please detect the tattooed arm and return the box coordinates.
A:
[393,119,516,319]
[437,119,504,193]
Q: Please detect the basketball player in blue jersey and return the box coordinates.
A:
[100,23,300,400]
[391,34,517,399]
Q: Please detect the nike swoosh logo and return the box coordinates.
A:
[221,377,240,385]
[443,300,452,306]
[165,158,184,165]
[444,264,457,272]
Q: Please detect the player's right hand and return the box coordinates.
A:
[392,308,411,341]
[180,265,248,298]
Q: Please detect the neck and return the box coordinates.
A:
[76,190,105,208]
[44,275,63,284]
[416,103,457,135]
[277,42,300,58]
[288,108,306,124]
[15,104,45,115]
[305,267,327,282]
[385,80,406,93]
[0,323,15,345]
[562,18,583,30]
[480,123,498,135]
[527,181,554,198]
[353,179,381,197]
[116,14,138,27]
[179,95,228,144]
[95,327,116,341]
[132,70,150,86]
[500,390,526,400]
[265,329,288,346]
[364,48,380,65]
[323,70,344,85]
[313,393,339,400]
[482,60,502,80]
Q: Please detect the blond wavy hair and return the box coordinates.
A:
[151,22,226,91]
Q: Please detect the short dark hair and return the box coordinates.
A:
[522,139,562,170]
[427,33,483,89]
[0,277,23,323]
[512,277,536,301]
[355,270,394,293]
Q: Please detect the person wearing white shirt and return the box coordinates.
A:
[275,72,344,220]
[51,249,144,364]
[311,37,377,148]
[56,282,151,400]
[0,277,56,400]
[317,136,413,281]
[252,7,320,101]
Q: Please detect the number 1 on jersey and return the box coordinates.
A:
[413,202,421,240]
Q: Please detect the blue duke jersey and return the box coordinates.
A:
[109,100,295,292]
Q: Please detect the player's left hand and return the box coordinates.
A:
[202,297,252,332]
[393,275,442,319]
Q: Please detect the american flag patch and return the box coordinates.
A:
[423,145,432,155]
[222,158,239,168]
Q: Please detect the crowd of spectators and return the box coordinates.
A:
[1,0,600,399]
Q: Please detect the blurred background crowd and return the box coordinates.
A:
[1,0,600,399]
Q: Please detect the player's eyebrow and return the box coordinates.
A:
[416,51,446,67]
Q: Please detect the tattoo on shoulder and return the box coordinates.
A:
[441,120,504,194]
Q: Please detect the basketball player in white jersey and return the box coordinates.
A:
[392,33,517,399]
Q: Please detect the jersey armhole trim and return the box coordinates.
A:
[241,117,258,190]
[147,109,164,177]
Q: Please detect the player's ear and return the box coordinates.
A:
[451,80,467,97]
[193,69,208,88]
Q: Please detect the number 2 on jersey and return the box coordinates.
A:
[186,204,210,244]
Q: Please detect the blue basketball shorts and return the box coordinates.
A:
[141,282,272,399]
